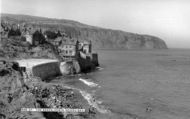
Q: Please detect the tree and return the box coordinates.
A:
[44,30,57,39]
[8,28,21,38]
[32,30,46,46]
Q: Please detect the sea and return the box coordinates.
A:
[51,49,190,119]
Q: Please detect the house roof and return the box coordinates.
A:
[54,37,62,42]
[60,37,78,45]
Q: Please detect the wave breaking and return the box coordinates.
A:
[79,78,99,87]
[79,90,110,114]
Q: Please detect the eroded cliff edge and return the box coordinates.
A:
[1,13,168,49]
[76,29,168,49]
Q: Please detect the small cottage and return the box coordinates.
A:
[58,38,79,60]
[80,40,92,54]
[52,36,62,46]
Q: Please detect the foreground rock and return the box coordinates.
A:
[0,60,97,119]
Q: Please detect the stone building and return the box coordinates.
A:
[58,37,79,60]
[80,40,92,54]
[52,36,62,46]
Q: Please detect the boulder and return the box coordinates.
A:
[59,61,74,75]
[59,61,80,75]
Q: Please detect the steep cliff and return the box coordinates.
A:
[1,13,168,49]
[74,28,167,49]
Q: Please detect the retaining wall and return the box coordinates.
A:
[32,62,61,81]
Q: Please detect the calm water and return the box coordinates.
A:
[53,49,190,119]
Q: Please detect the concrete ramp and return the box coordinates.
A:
[17,59,59,68]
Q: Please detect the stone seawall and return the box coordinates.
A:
[32,62,61,81]
[17,55,99,81]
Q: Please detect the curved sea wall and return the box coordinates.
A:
[19,58,98,81]
[32,62,61,80]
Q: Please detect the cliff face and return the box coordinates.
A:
[73,28,168,49]
[1,13,168,49]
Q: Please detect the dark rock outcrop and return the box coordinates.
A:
[1,13,168,49]
[0,60,97,119]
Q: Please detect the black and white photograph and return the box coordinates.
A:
[0,0,190,119]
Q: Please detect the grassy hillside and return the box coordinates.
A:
[1,13,168,49]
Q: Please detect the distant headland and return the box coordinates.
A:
[1,13,168,49]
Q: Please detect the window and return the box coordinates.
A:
[83,49,86,54]
[66,50,68,54]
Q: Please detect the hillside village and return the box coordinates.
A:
[1,21,99,74]
[0,21,100,119]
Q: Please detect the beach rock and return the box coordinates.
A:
[59,61,80,75]
[0,60,35,119]
[0,60,23,93]
[29,83,94,119]
[60,62,72,75]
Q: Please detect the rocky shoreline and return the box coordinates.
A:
[0,19,104,119]
[0,60,100,119]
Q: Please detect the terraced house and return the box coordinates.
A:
[57,37,79,60]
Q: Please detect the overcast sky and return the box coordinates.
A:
[1,0,190,48]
